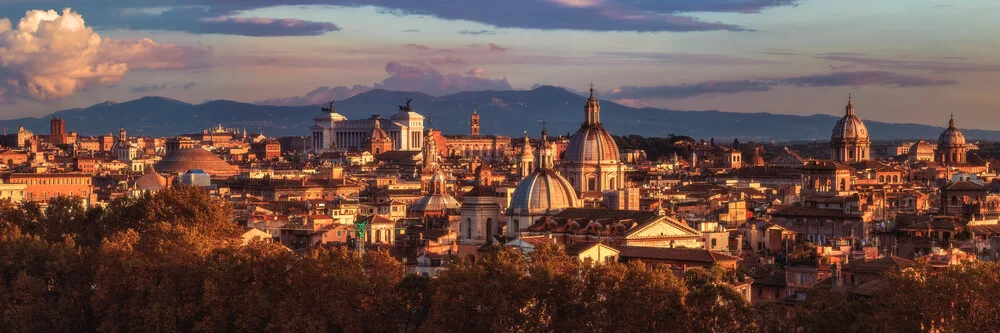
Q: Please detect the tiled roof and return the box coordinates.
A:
[945,181,986,191]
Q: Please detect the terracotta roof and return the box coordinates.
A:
[945,181,986,191]
[968,224,1000,235]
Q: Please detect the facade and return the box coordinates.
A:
[5,173,93,205]
[457,183,503,258]
[559,87,625,197]
[310,101,424,153]
[830,97,870,162]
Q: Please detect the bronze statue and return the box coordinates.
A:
[399,98,413,112]
[321,100,335,113]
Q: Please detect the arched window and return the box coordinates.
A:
[587,175,597,192]
[513,220,520,233]
[375,230,382,243]
[609,178,617,190]
[840,178,846,191]
[486,218,494,239]
[878,175,885,182]
[952,196,959,205]
[465,218,473,239]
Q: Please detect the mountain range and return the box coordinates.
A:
[2,86,997,141]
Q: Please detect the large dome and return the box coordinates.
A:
[508,169,579,216]
[564,88,620,163]
[154,148,239,177]
[939,116,965,146]
[565,126,620,163]
[909,141,934,155]
[831,99,869,142]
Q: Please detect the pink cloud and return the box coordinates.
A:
[488,43,507,52]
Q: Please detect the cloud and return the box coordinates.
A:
[458,29,496,35]
[429,56,466,65]
[778,71,956,87]
[608,80,773,99]
[488,43,507,52]
[375,61,512,96]
[100,38,212,70]
[597,52,770,66]
[604,71,955,100]
[817,54,1000,73]
[405,43,431,51]
[27,0,800,34]
[174,82,196,89]
[129,83,167,93]
[257,61,512,105]
[401,28,421,32]
[255,85,371,106]
[0,8,209,103]
[83,6,339,37]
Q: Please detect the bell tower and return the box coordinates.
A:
[470,109,480,136]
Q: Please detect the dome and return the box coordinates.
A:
[564,87,620,163]
[565,126,620,163]
[938,116,965,146]
[153,148,239,177]
[910,141,934,155]
[412,194,460,212]
[831,98,869,142]
[508,169,579,216]
[133,172,167,190]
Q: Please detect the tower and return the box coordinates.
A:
[470,109,480,136]
[517,132,534,178]
[49,116,66,145]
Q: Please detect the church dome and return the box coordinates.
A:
[412,194,460,211]
[831,98,869,143]
[938,116,965,146]
[564,87,620,163]
[508,169,579,216]
[910,141,934,155]
[133,172,167,190]
[153,148,239,177]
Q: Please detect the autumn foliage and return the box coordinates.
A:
[1,186,999,332]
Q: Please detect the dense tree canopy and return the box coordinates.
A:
[1,186,998,332]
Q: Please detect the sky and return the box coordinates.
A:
[0,0,997,130]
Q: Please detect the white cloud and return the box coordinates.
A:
[0,8,210,103]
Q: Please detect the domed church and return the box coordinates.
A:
[507,132,580,237]
[558,85,625,198]
[937,115,967,164]
[830,95,870,162]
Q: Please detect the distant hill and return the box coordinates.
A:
[3,86,998,141]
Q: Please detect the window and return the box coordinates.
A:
[711,238,717,248]
[465,218,472,239]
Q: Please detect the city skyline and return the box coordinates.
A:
[0,1,998,130]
